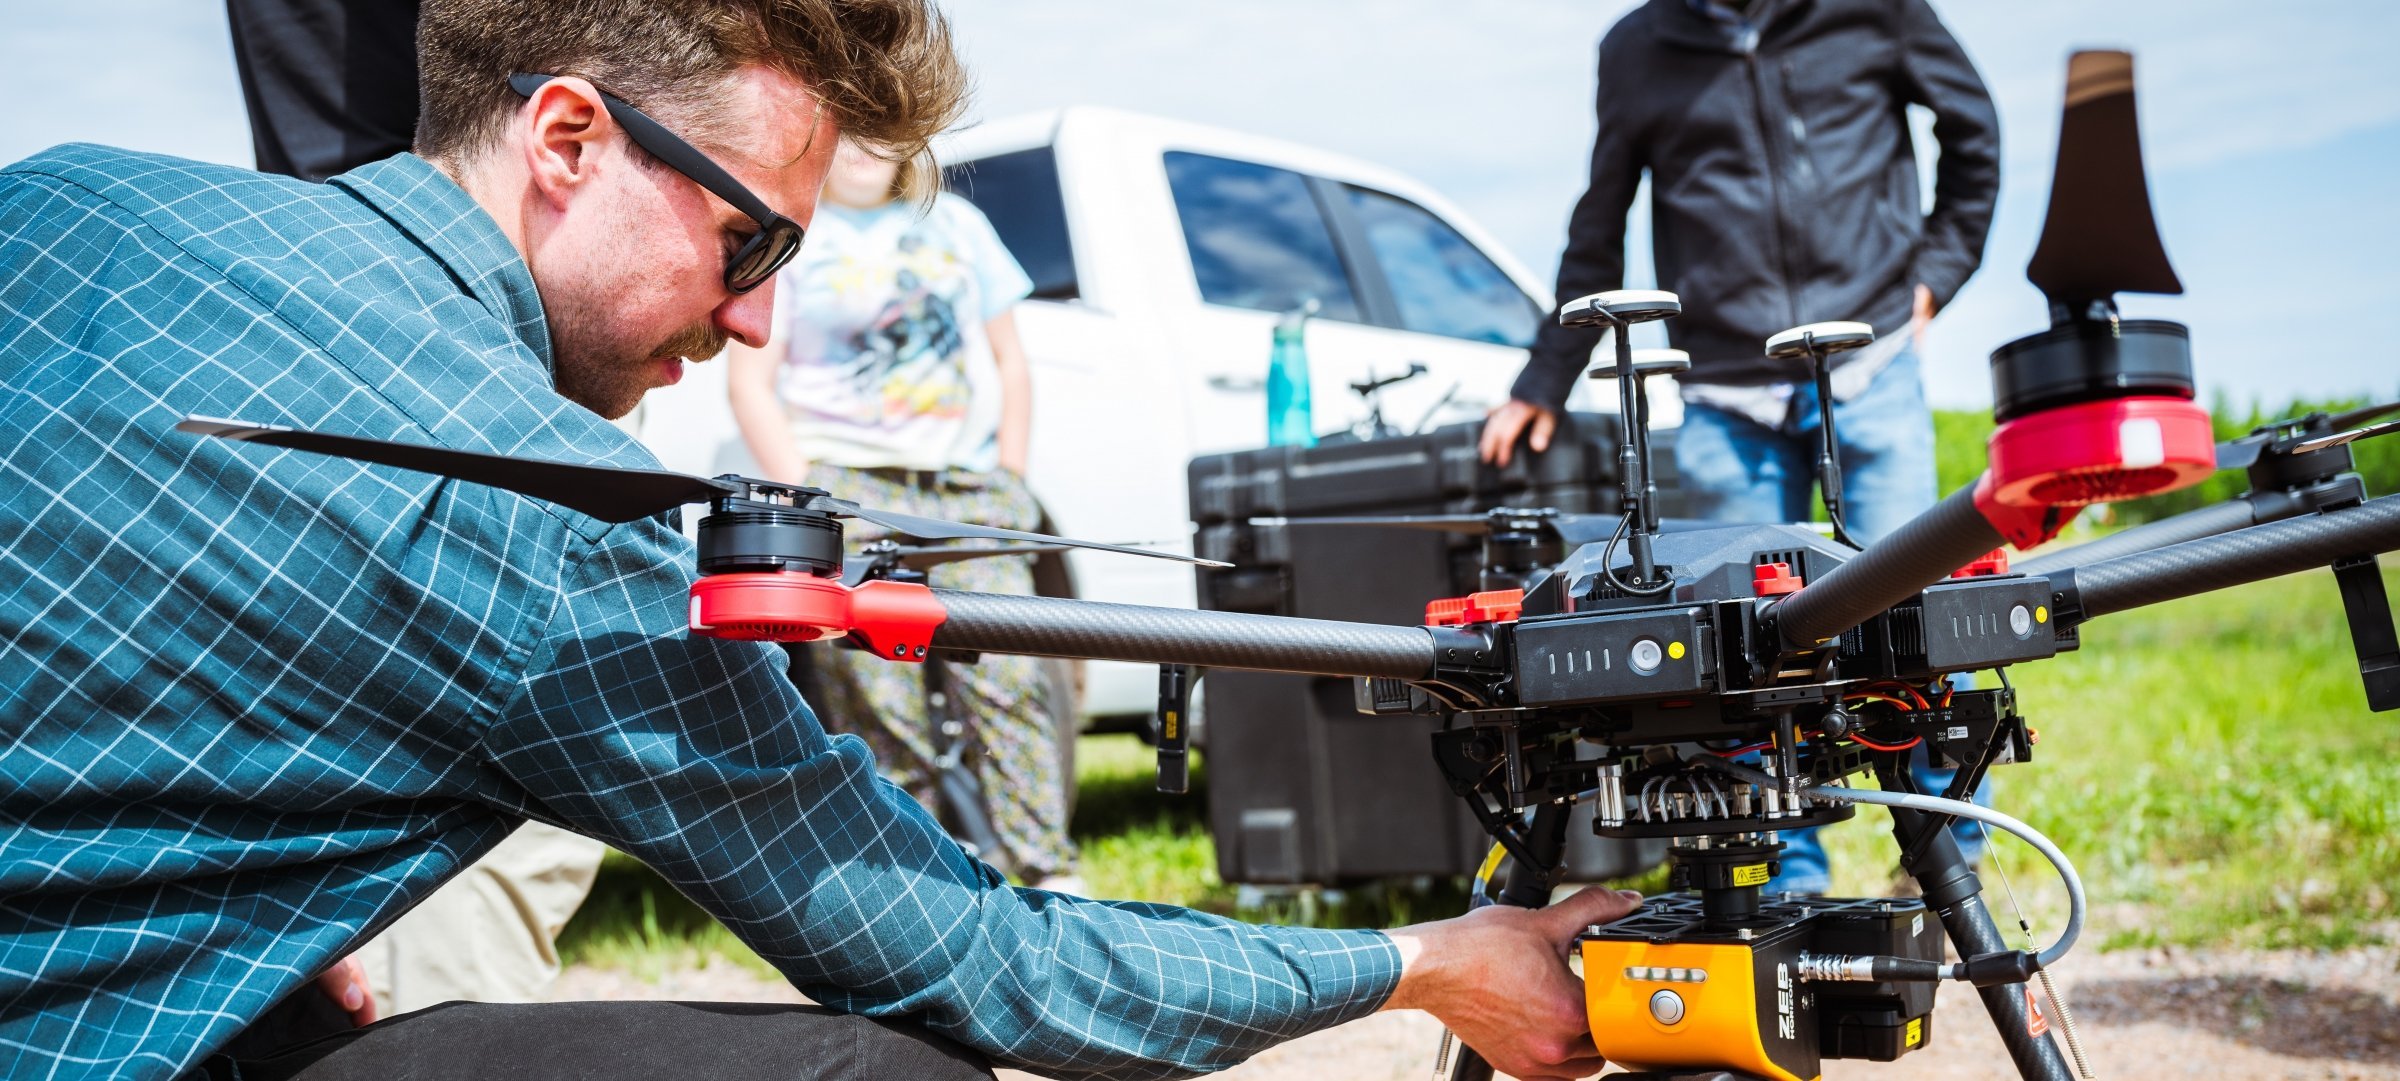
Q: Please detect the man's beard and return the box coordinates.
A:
[550,316,726,420]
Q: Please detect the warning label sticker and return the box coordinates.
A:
[1731,863,1771,887]
[2025,986,2051,1037]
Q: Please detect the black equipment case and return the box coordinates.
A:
[1187,414,1678,886]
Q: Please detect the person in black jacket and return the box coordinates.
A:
[1481,0,2000,895]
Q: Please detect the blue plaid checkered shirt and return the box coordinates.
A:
[0,145,1400,1081]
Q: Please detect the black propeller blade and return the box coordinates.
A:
[179,415,1228,568]
[1253,512,1499,535]
[2217,401,2400,471]
[2328,399,2400,432]
[176,416,737,523]
[810,494,1223,567]
[842,542,1075,587]
[1251,510,1708,548]
[2292,418,2400,456]
[2024,50,2183,306]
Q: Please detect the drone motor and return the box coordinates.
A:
[1985,50,2215,510]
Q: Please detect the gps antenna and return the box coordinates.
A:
[1766,322,1877,548]
[1563,290,1682,592]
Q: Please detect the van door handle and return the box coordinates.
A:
[1206,374,1265,393]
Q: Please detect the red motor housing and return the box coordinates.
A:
[1984,395,2216,509]
[686,573,948,661]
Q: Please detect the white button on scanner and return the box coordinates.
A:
[1630,638,1664,674]
[1649,988,1686,1025]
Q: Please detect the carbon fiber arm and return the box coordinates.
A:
[2063,496,2400,618]
[2017,491,2296,575]
[1773,484,2005,649]
[928,590,1439,680]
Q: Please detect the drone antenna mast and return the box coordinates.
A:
[1564,290,1684,588]
[1767,323,1879,548]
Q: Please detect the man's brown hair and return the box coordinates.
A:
[416,0,967,166]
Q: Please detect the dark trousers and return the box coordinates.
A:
[198,999,996,1081]
[225,0,423,181]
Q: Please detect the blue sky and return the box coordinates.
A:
[4,0,2394,411]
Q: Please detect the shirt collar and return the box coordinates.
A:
[330,153,554,372]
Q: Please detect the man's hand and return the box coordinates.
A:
[1384,886,1644,1081]
[1911,283,1936,349]
[316,954,378,1028]
[1479,399,1559,468]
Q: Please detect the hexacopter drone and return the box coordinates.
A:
[183,50,2398,1081]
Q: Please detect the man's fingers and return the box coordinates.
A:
[1543,886,1644,942]
[1480,406,1524,467]
[1482,409,1519,466]
[317,955,376,1026]
[1529,408,1556,454]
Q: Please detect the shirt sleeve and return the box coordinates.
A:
[475,518,1400,1079]
[942,194,1035,322]
[1894,0,2000,310]
[1513,33,1646,410]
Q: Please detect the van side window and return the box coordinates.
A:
[1343,186,1541,347]
[943,148,1078,300]
[1163,152,1362,321]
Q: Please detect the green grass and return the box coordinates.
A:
[1812,556,2400,949]
[561,557,2400,972]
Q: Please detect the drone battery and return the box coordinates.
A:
[1515,607,1714,706]
[1911,576,2058,671]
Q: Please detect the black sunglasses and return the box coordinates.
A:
[509,73,804,294]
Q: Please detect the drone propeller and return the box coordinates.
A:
[177,416,1226,568]
[1254,512,1517,535]
[1252,510,1708,548]
[175,416,738,523]
[2291,418,2400,456]
[2024,49,2182,307]
[2328,399,2400,432]
[841,541,1075,587]
[2216,405,2400,471]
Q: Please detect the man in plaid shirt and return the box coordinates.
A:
[0,2,1638,1079]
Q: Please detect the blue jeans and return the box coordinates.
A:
[1676,349,1990,894]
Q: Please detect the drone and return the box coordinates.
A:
[179,50,2399,1081]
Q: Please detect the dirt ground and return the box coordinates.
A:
[554,941,2400,1080]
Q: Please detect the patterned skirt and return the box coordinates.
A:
[800,464,1078,879]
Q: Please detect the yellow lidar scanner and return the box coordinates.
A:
[1581,895,1940,1081]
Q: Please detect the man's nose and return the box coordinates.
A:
[715,278,777,349]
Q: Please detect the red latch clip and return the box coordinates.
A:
[1424,588,1525,626]
[1951,548,2011,578]
[1752,562,1803,597]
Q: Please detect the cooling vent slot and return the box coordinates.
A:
[1755,549,1813,584]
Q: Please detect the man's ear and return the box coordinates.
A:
[520,78,612,211]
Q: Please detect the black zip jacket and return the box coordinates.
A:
[1513,0,1999,402]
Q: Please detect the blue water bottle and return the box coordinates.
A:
[1265,297,1320,447]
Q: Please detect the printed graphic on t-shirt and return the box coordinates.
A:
[776,196,1032,473]
[802,235,971,429]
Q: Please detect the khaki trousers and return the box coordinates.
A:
[354,821,608,1015]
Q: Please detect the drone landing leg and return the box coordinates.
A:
[1442,801,1572,1081]
[2332,553,2400,711]
[1881,762,2076,1081]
